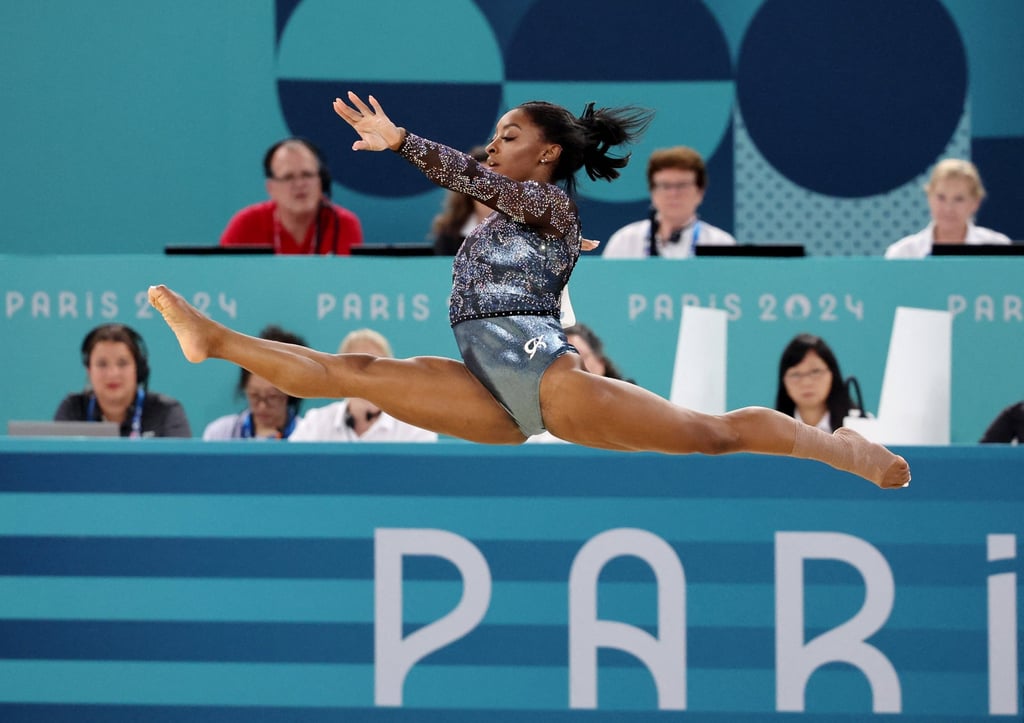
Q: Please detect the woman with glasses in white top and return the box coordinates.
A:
[202,325,307,440]
[603,146,736,258]
[775,333,853,433]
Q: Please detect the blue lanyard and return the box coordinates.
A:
[87,387,145,438]
[689,220,702,256]
[648,217,701,257]
[240,409,297,439]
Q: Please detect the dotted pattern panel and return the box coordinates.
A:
[734,109,972,256]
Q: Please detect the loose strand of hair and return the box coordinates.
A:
[580,105,655,184]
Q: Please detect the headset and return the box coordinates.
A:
[263,137,340,253]
[80,323,150,387]
[845,375,868,418]
[345,408,382,429]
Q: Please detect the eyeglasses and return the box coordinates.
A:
[269,170,318,184]
[246,390,289,408]
[651,181,697,192]
[784,368,831,383]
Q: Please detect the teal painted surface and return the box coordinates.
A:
[0,441,1019,718]
[2,255,1020,443]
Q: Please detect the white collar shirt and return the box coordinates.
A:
[603,217,737,258]
[885,221,1011,258]
[289,400,438,442]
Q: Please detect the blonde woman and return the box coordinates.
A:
[885,158,1011,258]
[290,329,437,442]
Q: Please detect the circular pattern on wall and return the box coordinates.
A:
[273,0,504,198]
[737,0,967,197]
[733,109,971,255]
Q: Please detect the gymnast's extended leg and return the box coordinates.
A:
[148,285,525,443]
[539,355,910,488]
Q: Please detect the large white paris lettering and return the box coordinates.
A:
[988,533,1018,715]
[775,531,900,712]
[568,528,687,710]
[371,527,1016,713]
[374,528,491,706]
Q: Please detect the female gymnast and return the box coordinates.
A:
[149,91,909,489]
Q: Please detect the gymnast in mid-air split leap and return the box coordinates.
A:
[149,90,910,489]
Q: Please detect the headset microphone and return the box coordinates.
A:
[845,376,866,418]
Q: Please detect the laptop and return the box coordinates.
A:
[930,243,1024,257]
[164,244,274,255]
[350,244,435,257]
[7,420,121,437]
[695,244,806,257]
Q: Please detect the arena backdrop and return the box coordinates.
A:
[2,255,1021,444]
[1,0,1022,255]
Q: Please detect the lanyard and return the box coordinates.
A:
[240,409,296,439]
[88,387,145,438]
[689,221,702,255]
[648,217,701,257]
[273,204,328,254]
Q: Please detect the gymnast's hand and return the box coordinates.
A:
[333,92,405,152]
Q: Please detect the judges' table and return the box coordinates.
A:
[1,254,1022,442]
[0,438,1020,720]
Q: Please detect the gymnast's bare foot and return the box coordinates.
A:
[835,427,911,489]
[148,285,220,363]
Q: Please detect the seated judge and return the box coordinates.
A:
[775,333,853,433]
[603,146,737,258]
[885,158,1011,258]
[202,325,308,440]
[980,401,1024,444]
[219,137,364,255]
[54,323,191,438]
[290,328,438,443]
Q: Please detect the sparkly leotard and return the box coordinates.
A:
[397,133,581,324]
[397,132,582,435]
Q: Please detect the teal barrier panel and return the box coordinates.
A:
[0,439,1020,721]
[2,255,1022,442]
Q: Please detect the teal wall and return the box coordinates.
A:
[2,255,1021,444]
[1,0,1022,254]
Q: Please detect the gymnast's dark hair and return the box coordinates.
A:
[517,100,654,197]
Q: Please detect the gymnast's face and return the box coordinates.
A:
[485,109,558,183]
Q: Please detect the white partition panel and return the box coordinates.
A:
[670,305,728,415]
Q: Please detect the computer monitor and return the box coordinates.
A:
[350,244,436,257]
[694,244,805,257]
[7,420,121,437]
[164,245,274,256]
[930,243,1024,257]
